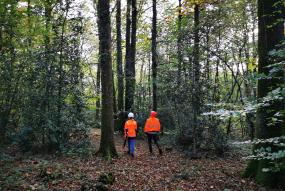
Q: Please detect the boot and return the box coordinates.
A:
[159,148,163,155]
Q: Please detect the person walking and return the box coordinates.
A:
[144,111,162,155]
[124,112,138,157]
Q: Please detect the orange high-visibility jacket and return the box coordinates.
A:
[124,119,138,137]
[144,117,161,132]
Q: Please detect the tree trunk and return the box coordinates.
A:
[96,0,117,158]
[177,0,182,85]
[42,1,52,147]
[116,0,124,112]
[57,3,69,129]
[152,0,157,111]
[113,72,117,113]
[129,0,137,111]
[243,8,255,140]
[244,0,285,187]
[96,62,101,119]
[192,4,200,157]
[125,0,132,111]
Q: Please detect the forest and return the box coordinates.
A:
[0,0,284,190]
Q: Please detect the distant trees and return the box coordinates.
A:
[156,0,258,155]
[0,0,88,151]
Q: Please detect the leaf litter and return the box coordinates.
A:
[0,132,261,191]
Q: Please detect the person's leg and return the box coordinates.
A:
[153,134,162,155]
[129,138,135,157]
[127,138,131,154]
[147,133,153,154]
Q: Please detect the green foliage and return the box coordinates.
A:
[236,137,285,172]
[0,0,91,152]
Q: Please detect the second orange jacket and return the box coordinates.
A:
[144,117,161,132]
[124,119,138,137]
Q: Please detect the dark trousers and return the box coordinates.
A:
[146,133,161,153]
[128,137,136,155]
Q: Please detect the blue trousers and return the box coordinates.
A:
[128,137,136,155]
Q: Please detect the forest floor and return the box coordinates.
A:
[0,129,264,191]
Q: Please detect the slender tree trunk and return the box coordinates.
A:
[0,20,2,52]
[96,0,117,158]
[148,51,152,109]
[244,0,285,187]
[27,0,32,50]
[113,72,117,113]
[177,0,182,85]
[116,0,124,112]
[42,1,52,146]
[129,0,137,111]
[192,4,200,157]
[205,28,210,81]
[243,9,255,140]
[57,3,69,129]
[152,0,157,111]
[115,0,124,132]
[96,62,101,119]
[125,0,132,111]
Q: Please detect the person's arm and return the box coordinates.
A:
[135,121,138,136]
[124,121,128,138]
[157,119,161,132]
[144,119,149,133]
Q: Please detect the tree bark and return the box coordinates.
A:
[244,0,285,187]
[57,2,69,129]
[192,4,200,157]
[116,0,124,112]
[96,62,101,119]
[256,0,284,139]
[42,1,52,146]
[96,0,117,158]
[125,0,132,111]
[128,0,137,111]
[177,0,182,85]
[152,0,157,111]
[113,72,117,113]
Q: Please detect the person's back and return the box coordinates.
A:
[144,116,160,133]
[124,113,137,157]
[125,119,137,138]
[144,111,162,155]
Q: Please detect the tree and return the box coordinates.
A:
[96,62,101,119]
[116,0,124,112]
[125,0,132,111]
[177,0,183,84]
[125,0,137,111]
[96,0,117,158]
[152,0,157,111]
[0,0,89,151]
[191,3,201,157]
[244,0,285,187]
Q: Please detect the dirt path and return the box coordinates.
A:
[0,129,260,191]
[89,129,259,191]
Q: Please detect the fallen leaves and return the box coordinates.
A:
[0,134,261,191]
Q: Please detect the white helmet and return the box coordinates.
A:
[128,112,134,118]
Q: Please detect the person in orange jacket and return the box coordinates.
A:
[144,111,162,155]
[124,112,138,157]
